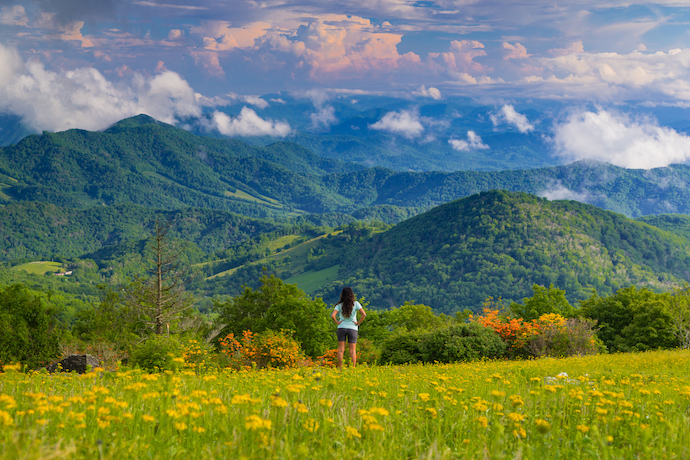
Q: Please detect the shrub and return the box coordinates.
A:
[379,323,506,365]
[219,329,306,370]
[422,322,506,363]
[525,317,603,357]
[129,335,183,372]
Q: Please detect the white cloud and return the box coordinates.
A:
[553,109,690,169]
[311,105,337,130]
[415,85,442,100]
[369,109,424,139]
[209,107,291,137]
[490,105,534,133]
[448,130,489,151]
[0,44,201,132]
[538,183,589,202]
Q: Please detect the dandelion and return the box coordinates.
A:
[345,426,361,439]
[319,399,333,408]
[534,419,551,434]
[142,415,155,423]
[175,422,188,431]
[418,393,430,402]
[576,425,590,434]
[271,396,289,408]
[477,416,488,428]
[303,418,319,432]
[245,415,272,431]
[426,408,438,418]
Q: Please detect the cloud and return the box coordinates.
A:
[311,105,336,130]
[209,107,291,137]
[0,5,28,26]
[167,29,183,40]
[553,109,690,169]
[259,14,421,80]
[538,183,589,202]
[0,44,201,131]
[490,105,534,133]
[428,40,488,82]
[414,85,442,100]
[503,42,529,60]
[448,130,489,151]
[369,109,424,139]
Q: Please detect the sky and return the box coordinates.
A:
[3,0,690,169]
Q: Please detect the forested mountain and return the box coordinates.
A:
[229,191,690,313]
[0,201,286,261]
[3,115,690,221]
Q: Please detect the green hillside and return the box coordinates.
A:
[0,201,284,261]
[228,191,690,313]
[3,116,690,220]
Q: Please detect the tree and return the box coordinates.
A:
[213,275,332,358]
[510,284,574,321]
[580,286,677,352]
[0,284,61,368]
[668,286,690,349]
[126,220,196,336]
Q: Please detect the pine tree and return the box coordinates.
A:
[127,220,195,335]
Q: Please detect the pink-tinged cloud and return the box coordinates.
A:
[503,42,529,60]
[428,40,489,82]
[168,29,183,41]
[0,5,28,26]
[194,21,272,51]
[548,41,584,57]
[190,50,225,78]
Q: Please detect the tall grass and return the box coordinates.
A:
[1,349,689,459]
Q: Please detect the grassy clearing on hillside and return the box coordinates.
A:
[1,350,690,459]
[284,265,341,294]
[11,261,63,275]
[207,232,339,280]
[224,189,284,208]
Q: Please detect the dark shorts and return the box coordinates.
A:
[337,328,358,343]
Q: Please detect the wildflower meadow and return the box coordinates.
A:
[2,349,690,459]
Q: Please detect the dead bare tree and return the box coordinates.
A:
[127,220,196,336]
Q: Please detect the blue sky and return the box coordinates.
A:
[2,0,690,140]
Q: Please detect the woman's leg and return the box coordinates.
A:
[337,341,346,370]
[348,342,357,367]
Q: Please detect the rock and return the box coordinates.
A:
[46,354,100,374]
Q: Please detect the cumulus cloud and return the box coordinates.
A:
[490,105,534,133]
[209,107,291,137]
[0,44,201,132]
[503,42,529,60]
[414,85,442,100]
[369,109,424,139]
[448,131,489,151]
[553,109,690,169]
[428,40,488,83]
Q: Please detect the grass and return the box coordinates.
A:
[207,231,340,280]
[1,349,690,459]
[284,265,341,294]
[11,261,63,275]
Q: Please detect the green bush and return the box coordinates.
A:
[0,284,61,369]
[130,335,183,372]
[379,322,506,365]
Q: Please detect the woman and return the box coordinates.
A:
[331,287,366,369]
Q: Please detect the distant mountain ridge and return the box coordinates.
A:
[2,115,690,221]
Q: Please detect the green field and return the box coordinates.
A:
[284,265,341,294]
[11,261,63,275]
[1,349,690,459]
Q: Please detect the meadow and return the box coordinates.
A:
[1,350,690,459]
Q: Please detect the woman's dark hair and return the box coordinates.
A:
[339,287,355,317]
